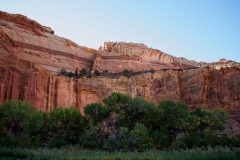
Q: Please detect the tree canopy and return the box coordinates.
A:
[0,94,235,150]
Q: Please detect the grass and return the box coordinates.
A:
[0,146,239,160]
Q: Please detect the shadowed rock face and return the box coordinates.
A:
[0,11,240,122]
[1,65,239,122]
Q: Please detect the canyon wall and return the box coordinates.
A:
[0,11,96,74]
[91,42,199,73]
[1,65,239,122]
[0,11,240,122]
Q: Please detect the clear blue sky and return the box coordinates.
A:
[1,0,240,62]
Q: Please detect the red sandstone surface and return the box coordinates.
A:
[0,11,96,74]
[91,42,198,73]
[0,11,240,122]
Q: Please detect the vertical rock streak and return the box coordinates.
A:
[0,11,239,122]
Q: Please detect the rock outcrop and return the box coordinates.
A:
[0,11,240,123]
[92,42,199,73]
[0,11,96,75]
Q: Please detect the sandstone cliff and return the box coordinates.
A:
[0,11,240,123]
[0,11,96,74]
[1,65,239,122]
[91,42,199,73]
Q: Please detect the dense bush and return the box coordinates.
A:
[44,107,86,147]
[84,103,110,125]
[0,101,86,148]
[0,93,237,151]
[0,100,43,147]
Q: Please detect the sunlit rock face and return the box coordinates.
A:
[91,42,199,73]
[0,11,96,74]
[0,11,240,123]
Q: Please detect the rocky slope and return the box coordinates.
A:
[0,11,240,123]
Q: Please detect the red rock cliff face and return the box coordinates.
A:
[0,11,96,74]
[0,63,100,113]
[0,11,240,122]
[1,64,239,121]
[92,42,198,73]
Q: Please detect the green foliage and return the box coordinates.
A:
[119,127,132,151]
[186,134,240,148]
[151,130,170,147]
[80,119,101,149]
[121,69,133,77]
[104,127,135,151]
[172,107,230,149]
[67,71,74,77]
[0,95,232,150]
[0,148,34,159]
[80,68,87,76]
[185,113,200,132]
[173,130,220,149]
[75,67,79,76]
[94,70,100,76]
[103,70,108,73]
[28,110,46,147]
[103,92,131,129]
[49,138,66,148]
[84,103,110,124]
[103,92,131,113]
[158,100,190,143]
[0,146,238,160]
[106,138,116,151]
[124,97,160,130]
[0,100,38,147]
[190,107,229,132]
[130,123,154,150]
[45,107,85,147]
[59,68,89,78]
[87,74,91,78]
[218,134,240,147]
[123,69,130,74]
[60,68,68,76]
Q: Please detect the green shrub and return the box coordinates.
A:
[87,74,91,78]
[94,70,100,76]
[84,103,110,124]
[80,68,87,76]
[49,138,66,148]
[130,123,154,150]
[45,107,85,147]
[0,100,41,147]
[60,68,68,76]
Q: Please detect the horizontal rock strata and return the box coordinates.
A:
[0,11,240,123]
[91,42,198,72]
[0,11,96,74]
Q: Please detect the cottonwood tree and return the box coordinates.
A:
[0,100,41,147]
[84,103,111,125]
[158,100,190,144]
[103,92,131,129]
[45,107,85,147]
